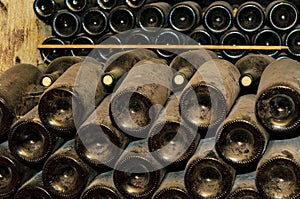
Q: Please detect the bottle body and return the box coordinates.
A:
[82,7,108,36]
[108,5,135,33]
[33,0,65,24]
[40,36,66,64]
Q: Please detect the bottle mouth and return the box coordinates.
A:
[102,73,116,88]
[236,3,264,32]
[285,29,300,56]
[269,1,298,31]
[108,7,135,33]
[169,5,198,32]
[204,5,233,33]
[215,120,266,168]
[0,156,18,198]
[34,0,56,17]
[153,188,189,199]
[138,6,165,31]
[9,121,51,164]
[66,0,87,13]
[82,9,107,36]
[185,158,234,199]
[82,186,120,199]
[256,157,300,199]
[97,0,117,10]
[52,11,79,38]
[41,37,65,64]
[228,188,263,199]
[172,72,187,89]
[253,29,282,57]
[43,156,87,198]
[239,74,253,88]
[15,186,52,199]
[220,31,249,59]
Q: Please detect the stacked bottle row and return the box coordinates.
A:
[0,49,299,198]
[35,0,300,63]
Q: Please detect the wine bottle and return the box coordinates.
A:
[0,142,36,198]
[97,0,117,10]
[203,1,233,35]
[137,2,171,31]
[40,56,83,87]
[113,139,166,199]
[189,25,216,45]
[66,0,96,13]
[219,28,250,61]
[184,137,236,199]
[96,32,123,61]
[126,29,152,45]
[0,64,44,136]
[38,59,105,137]
[33,0,65,24]
[82,7,108,36]
[109,58,172,139]
[70,34,95,56]
[255,136,300,199]
[42,139,97,199]
[227,172,263,199]
[8,106,65,166]
[40,36,66,64]
[179,59,241,136]
[215,95,269,172]
[108,5,135,33]
[285,26,300,57]
[266,0,299,31]
[80,171,125,199]
[101,49,158,92]
[152,171,190,199]
[52,9,81,38]
[169,1,202,32]
[125,0,155,9]
[75,95,129,171]
[235,1,265,33]
[252,27,282,57]
[14,171,52,199]
[148,95,201,170]
[255,58,300,137]
[235,54,275,94]
[170,49,218,94]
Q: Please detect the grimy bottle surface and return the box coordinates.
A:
[227,171,263,199]
[256,136,300,199]
[110,58,172,139]
[113,139,166,199]
[255,58,300,137]
[179,59,241,136]
[0,142,36,198]
[75,95,129,171]
[184,137,236,199]
[148,95,200,170]
[14,171,53,199]
[80,171,125,199]
[38,59,105,137]
[235,54,275,94]
[170,49,218,92]
[152,170,190,199]
[101,49,158,92]
[0,63,44,136]
[215,94,269,172]
[42,139,97,199]
[9,106,65,166]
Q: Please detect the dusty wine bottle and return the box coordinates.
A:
[253,27,282,57]
[203,1,233,35]
[101,49,158,92]
[179,59,241,136]
[8,106,65,166]
[266,0,299,31]
[215,95,269,172]
[255,58,300,137]
[40,36,66,64]
[14,171,53,199]
[285,26,300,57]
[38,59,105,137]
[235,54,275,94]
[82,7,108,36]
[70,34,95,56]
[33,0,65,24]
[184,137,236,199]
[0,63,44,136]
[75,95,129,171]
[80,171,125,199]
[40,56,83,87]
[169,1,202,32]
[148,95,200,170]
[108,5,135,33]
[152,171,190,199]
[189,25,216,45]
[42,139,97,199]
[97,0,117,10]
[109,58,172,139]
[235,1,265,33]
[0,142,37,198]
[256,136,300,198]
[137,2,171,31]
[227,171,263,199]
[219,28,250,61]
[113,139,166,199]
[52,9,81,38]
